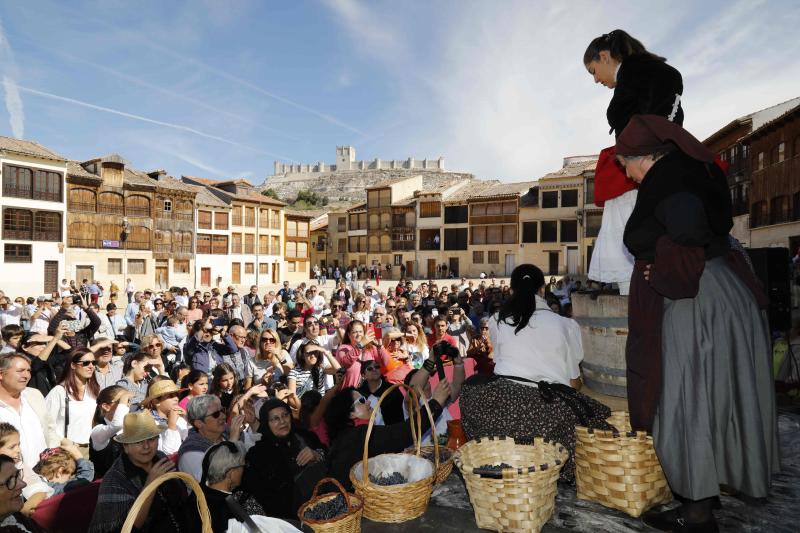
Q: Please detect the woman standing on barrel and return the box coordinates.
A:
[617,115,779,532]
[583,30,684,295]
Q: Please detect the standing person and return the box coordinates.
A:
[48,296,101,352]
[583,30,684,295]
[242,285,261,311]
[125,278,135,304]
[616,116,778,531]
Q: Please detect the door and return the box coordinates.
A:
[155,266,169,290]
[44,261,58,294]
[448,257,459,277]
[504,254,515,276]
[548,252,559,276]
[587,244,594,275]
[76,265,94,283]
[427,259,436,279]
[272,263,280,284]
[200,267,211,286]
[405,261,414,278]
[566,247,579,275]
[232,263,241,285]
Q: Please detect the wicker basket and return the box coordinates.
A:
[298,477,363,533]
[454,436,568,533]
[575,411,672,517]
[122,471,211,533]
[403,445,455,484]
[349,383,439,523]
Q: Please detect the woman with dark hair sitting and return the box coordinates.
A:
[459,264,613,482]
[324,372,451,490]
[240,399,327,520]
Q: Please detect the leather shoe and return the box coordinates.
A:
[642,507,719,532]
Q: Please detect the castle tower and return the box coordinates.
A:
[336,146,356,171]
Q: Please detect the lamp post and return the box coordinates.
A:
[121,217,130,283]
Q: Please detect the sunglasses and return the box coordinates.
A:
[23,340,49,348]
[351,396,368,409]
[363,364,379,371]
[146,343,163,349]
[204,409,225,420]
[260,337,277,344]
[305,321,319,326]
[76,360,96,367]
[480,326,490,330]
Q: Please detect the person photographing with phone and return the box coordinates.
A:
[335,320,392,388]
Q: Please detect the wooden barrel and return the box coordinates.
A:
[571,293,628,398]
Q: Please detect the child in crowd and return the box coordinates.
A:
[0,423,54,512]
[33,442,95,495]
[156,316,186,353]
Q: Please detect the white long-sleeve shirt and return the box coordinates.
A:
[90,403,129,451]
[45,384,97,445]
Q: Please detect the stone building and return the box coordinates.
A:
[0,137,67,296]
[703,97,800,247]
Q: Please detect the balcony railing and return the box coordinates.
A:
[271,220,281,229]
[391,241,415,251]
[198,222,212,230]
[3,185,62,203]
[244,245,255,254]
[4,229,31,240]
[98,203,125,215]
[66,238,152,250]
[69,201,96,213]
[232,216,243,226]
[245,217,256,227]
[469,214,518,225]
[125,240,150,250]
[33,230,61,241]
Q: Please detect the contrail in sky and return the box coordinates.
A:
[13,84,295,161]
[0,19,24,138]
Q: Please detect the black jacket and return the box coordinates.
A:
[241,428,326,520]
[607,53,684,137]
[326,399,444,491]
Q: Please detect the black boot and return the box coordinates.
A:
[642,505,719,532]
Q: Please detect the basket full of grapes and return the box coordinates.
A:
[298,478,363,533]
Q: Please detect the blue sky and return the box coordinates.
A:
[1,0,799,183]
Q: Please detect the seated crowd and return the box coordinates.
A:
[0,269,593,532]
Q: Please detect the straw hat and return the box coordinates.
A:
[114,411,167,444]
[142,379,185,405]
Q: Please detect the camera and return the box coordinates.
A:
[432,340,459,362]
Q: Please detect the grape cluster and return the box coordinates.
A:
[368,472,408,485]
[478,462,513,472]
[303,494,349,521]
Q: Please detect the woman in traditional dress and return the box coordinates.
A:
[583,29,684,294]
[459,264,613,482]
[617,115,779,532]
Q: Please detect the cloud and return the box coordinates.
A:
[324,0,800,181]
[13,84,295,161]
[0,19,24,137]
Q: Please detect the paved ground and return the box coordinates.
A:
[360,401,800,532]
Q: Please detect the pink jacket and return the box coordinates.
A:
[335,343,392,388]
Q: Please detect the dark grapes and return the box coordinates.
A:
[303,494,349,521]
[478,463,513,472]
[368,472,408,485]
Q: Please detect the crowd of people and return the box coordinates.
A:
[0,272,560,532]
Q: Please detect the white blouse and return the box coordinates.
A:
[45,384,98,445]
[489,295,583,386]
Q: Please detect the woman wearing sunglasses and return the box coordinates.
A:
[253,329,293,385]
[45,349,101,450]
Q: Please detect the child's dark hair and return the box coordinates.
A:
[93,385,127,426]
[324,387,358,441]
[211,363,240,396]
[583,29,665,65]
[0,423,19,448]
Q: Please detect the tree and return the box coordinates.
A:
[261,188,280,199]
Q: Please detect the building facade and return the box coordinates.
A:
[0,138,67,296]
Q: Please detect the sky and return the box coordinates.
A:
[0,0,799,184]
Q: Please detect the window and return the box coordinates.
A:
[444,205,468,224]
[488,251,499,264]
[419,201,441,218]
[777,142,785,163]
[231,233,242,254]
[444,228,468,250]
[757,152,764,170]
[586,212,603,238]
[297,221,309,238]
[287,261,296,272]
[126,195,150,217]
[69,189,96,212]
[771,196,790,224]
[542,191,558,208]
[245,207,255,227]
[128,259,146,274]
[173,260,190,273]
[33,211,61,241]
[502,224,517,243]
[286,241,297,258]
[470,204,486,216]
[2,165,62,202]
[214,212,228,229]
[108,258,122,274]
[394,254,403,266]
[259,235,269,254]
[560,220,578,242]
[259,209,270,228]
[198,210,212,229]
[212,235,228,254]
[245,263,255,274]
[232,207,243,226]
[473,251,484,264]
[338,238,346,252]
[541,221,557,242]
[522,222,538,243]
[794,137,800,158]
[4,244,31,263]
[271,236,280,255]
[163,199,172,212]
[793,192,800,221]
[286,220,297,237]
[337,217,346,231]
[3,208,32,240]
[259,263,269,274]
[244,234,255,254]
[561,190,578,207]
[98,192,124,215]
[197,234,212,254]
[471,226,485,245]
[751,201,768,228]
